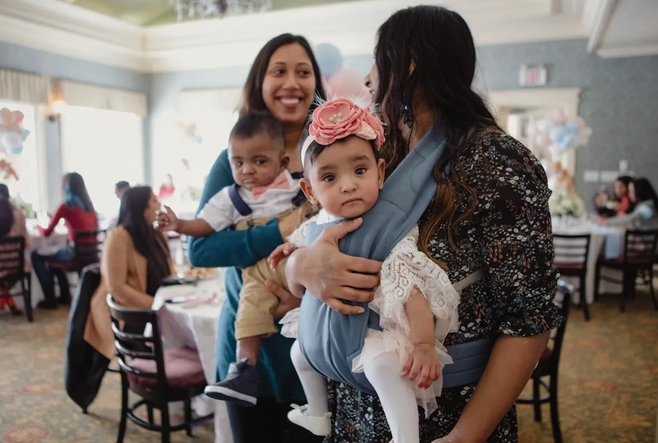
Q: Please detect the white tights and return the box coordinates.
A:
[291,341,420,442]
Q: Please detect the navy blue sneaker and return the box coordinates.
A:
[204,358,258,407]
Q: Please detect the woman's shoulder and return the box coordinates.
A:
[459,129,533,162]
[106,225,133,245]
[459,129,546,177]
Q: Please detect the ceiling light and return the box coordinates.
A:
[169,0,273,20]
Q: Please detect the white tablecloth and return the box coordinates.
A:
[152,272,232,443]
[553,220,624,304]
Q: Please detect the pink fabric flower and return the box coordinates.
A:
[309,98,385,149]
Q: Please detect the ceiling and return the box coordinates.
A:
[0,0,655,73]
[60,0,357,26]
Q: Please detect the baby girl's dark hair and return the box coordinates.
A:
[230,113,285,149]
[298,121,380,173]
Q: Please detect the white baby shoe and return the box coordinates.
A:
[287,403,332,436]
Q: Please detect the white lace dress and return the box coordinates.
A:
[279,217,460,416]
[350,225,460,416]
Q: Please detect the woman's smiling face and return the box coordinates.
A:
[261,43,316,128]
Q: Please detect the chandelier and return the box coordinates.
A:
[170,0,273,20]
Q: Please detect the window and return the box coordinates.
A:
[153,88,240,216]
[0,99,43,215]
[60,106,144,221]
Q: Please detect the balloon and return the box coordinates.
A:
[326,68,370,101]
[0,108,24,131]
[315,43,343,79]
[2,131,23,152]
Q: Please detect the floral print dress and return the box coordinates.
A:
[324,130,564,443]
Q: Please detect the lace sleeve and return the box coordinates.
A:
[376,226,460,337]
[287,214,320,248]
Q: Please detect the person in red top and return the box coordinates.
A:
[32,172,98,309]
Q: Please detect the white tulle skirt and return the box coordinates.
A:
[352,327,453,417]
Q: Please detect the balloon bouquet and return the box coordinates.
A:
[315,43,370,101]
[534,109,592,158]
[0,108,30,180]
[534,109,592,219]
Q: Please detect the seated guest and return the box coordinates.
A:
[32,172,98,309]
[0,190,30,315]
[108,180,131,230]
[596,175,634,218]
[115,181,130,200]
[603,177,658,230]
[84,186,175,360]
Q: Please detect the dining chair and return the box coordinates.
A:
[48,229,106,275]
[595,229,658,312]
[107,295,213,443]
[0,236,33,321]
[553,233,591,321]
[516,280,572,443]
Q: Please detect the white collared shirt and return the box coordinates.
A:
[198,170,301,232]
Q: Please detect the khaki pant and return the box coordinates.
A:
[233,206,309,340]
[235,256,289,340]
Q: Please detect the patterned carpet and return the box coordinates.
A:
[0,290,656,443]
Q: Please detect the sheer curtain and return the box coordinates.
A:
[60,106,144,222]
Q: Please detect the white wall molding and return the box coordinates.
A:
[597,43,658,58]
[0,0,643,73]
[585,0,619,53]
[0,0,147,71]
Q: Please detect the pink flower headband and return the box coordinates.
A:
[300,98,386,164]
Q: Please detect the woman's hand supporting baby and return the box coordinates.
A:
[283,218,382,314]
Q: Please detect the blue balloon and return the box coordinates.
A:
[9,144,23,155]
[315,43,343,79]
[550,121,580,151]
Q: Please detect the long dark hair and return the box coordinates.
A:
[0,197,14,237]
[64,172,95,212]
[633,178,658,210]
[118,186,170,288]
[375,5,502,252]
[0,184,9,199]
[239,33,326,117]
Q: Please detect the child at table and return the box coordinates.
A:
[271,97,459,441]
[157,113,313,403]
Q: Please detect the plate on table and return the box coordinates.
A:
[183,268,220,280]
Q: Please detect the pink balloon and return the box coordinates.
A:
[326,68,370,101]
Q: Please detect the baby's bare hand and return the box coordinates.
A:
[401,343,440,389]
[268,242,297,271]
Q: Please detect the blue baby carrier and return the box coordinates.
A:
[297,126,494,396]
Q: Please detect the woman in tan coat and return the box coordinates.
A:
[85,186,175,359]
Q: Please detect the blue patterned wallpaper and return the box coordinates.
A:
[475,39,658,205]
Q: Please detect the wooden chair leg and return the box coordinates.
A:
[160,402,171,443]
[649,268,658,310]
[580,275,590,321]
[621,270,630,312]
[532,375,542,422]
[594,262,601,300]
[23,274,33,322]
[184,397,194,437]
[147,404,154,424]
[117,373,129,443]
[549,374,563,443]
